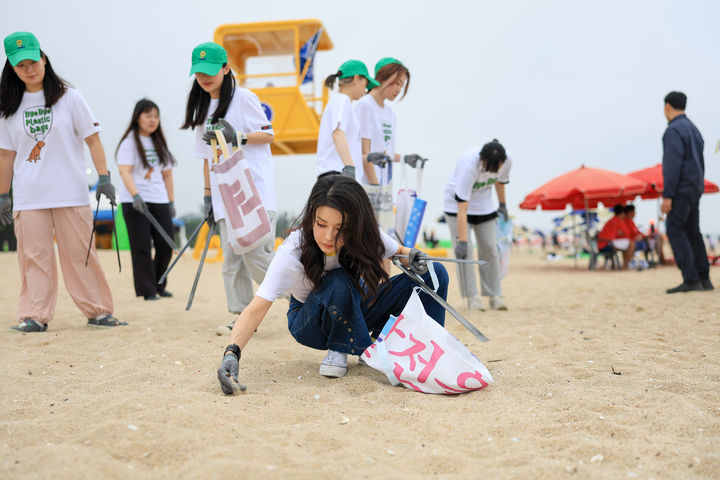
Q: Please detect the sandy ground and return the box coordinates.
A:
[1,248,718,479]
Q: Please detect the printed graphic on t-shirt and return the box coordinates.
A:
[382,121,392,143]
[144,148,159,179]
[23,105,53,163]
[472,177,497,191]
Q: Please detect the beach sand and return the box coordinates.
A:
[1,249,718,479]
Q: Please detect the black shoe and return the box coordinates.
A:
[87,315,128,328]
[157,290,173,298]
[666,281,704,294]
[10,318,47,333]
[144,295,160,301]
[701,277,714,291]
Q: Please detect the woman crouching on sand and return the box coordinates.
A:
[217,175,449,393]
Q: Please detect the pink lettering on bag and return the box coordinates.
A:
[385,315,407,341]
[457,371,490,389]
[416,341,445,383]
[392,363,423,392]
[388,334,426,371]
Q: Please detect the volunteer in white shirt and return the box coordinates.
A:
[0,31,125,332]
[116,98,176,301]
[316,59,379,179]
[181,42,277,333]
[443,140,512,311]
[216,175,448,393]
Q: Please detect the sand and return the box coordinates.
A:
[1,248,718,479]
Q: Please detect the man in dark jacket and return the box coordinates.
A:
[661,91,712,293]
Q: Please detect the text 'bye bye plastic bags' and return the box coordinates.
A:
[362,289,494,394]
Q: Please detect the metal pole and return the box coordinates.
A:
[186,221,215,311]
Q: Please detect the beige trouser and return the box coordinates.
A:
[13,206,114,324]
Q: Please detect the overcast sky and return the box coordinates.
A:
[3,0,719,238]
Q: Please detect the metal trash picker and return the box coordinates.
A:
[391,257,489,342]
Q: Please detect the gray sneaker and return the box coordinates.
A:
[468,296,485,311]
[10,319,47,333]
[319,350,348,378]
[489,296,508,311]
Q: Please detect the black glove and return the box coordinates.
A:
[169,201,176,218]
[408,248,429,275]
[403,154,428,169]
[202,119,240,147]
[132,194,147,213]
[341,165,355,178]
[0,193,12,226]
[454,240,468,260]
[203,195,214,226]
[497,202,508,221]
[367,152,391,168]
[96,174,116,205]
[217,353,240,395]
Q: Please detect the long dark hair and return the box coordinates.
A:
[0,51,68,118]
[375,62,410,100]
[294,175,388,298]
[180,65,235,130]
[116,98,175,169]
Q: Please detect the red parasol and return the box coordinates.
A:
[519,165,648,210]
[627,164,719,199]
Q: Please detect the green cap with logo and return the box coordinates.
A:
[374,57,403,76]
[189,42,227,76]
[338,60,380,89]
[4,31,41,66]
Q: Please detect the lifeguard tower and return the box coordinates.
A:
[214,19,333,155]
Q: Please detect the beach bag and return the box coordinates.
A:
[210,131,273,255]
[496,216,513,279]
[361,289,494,395]
[394,162,426,247]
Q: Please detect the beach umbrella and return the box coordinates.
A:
[627,164,719,199]
[519,165,648,211]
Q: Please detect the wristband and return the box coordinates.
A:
[224,343,241,360]
[240,133,248,145]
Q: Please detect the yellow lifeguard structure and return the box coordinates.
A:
[214,19,333,155]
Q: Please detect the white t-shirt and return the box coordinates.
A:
[116,134,172,203]
[194,87,276,221]
[255,228,399,303]
[355,94,397,185]
[443,146,513,215]
[316,92,362,178]
[0,88,101,210]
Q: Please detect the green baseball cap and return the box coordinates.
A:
[189,42,227,76]
[4,31,41,66]
[338,60,380,89]
[374,57,404,76]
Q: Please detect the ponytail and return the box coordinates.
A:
[324,71,341,90]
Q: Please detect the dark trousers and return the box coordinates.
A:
[121,202,174,298]
[287,264,449,355]
[666,193,709,284]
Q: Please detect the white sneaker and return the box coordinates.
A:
[319,350,348,378]
[215,322,234,336]
[490,296,508,311]
[468,296,485,311]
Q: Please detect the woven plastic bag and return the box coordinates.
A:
[210,131,273,255]
[361,289,493,394]
[496,216,513,279]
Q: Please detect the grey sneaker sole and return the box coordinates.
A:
[319,364,347,378]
